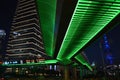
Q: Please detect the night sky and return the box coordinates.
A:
[0,0,120,66]
[0,0,17,54]
[85,24,120,65]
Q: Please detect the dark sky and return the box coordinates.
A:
[0,0,120,66]
[0,0,17,54]
[0,0,17,30]
[85,24,120,65]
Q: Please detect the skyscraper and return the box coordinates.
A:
[6,0,46,58]
[103,34,113,65]
[0,29,6,55]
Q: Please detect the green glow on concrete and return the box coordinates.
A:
[36,0,57,57]
[2,60,58,67]
[45,60,58,64]
[75,54,92,71]
[72,63,78,66]
[57,0,120,63]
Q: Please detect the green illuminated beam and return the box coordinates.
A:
[1,60,58,67]
[57,0,120,63]
[36,0,57,57]
[75,54,92,71]
[45,60,58,64]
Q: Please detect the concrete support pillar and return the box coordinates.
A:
[73,67,77,80]
[79,67,83,80]
[64,66,70,80]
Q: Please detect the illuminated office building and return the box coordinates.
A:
[6,0,46,57]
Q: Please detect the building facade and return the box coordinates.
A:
[6,0,46,58]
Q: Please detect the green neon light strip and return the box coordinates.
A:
[57,0,120,62]
[36,0,57,57]
[45,60,58,64]
[2,60,58,67]
[75,54,92,71]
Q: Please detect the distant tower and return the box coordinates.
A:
[0,29,6,54]
[103,34,113,65]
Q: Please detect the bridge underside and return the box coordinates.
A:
[36,0,120,69]
[3,0,120,70]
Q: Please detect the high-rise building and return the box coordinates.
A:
[6,0,46,58]
[0,29,6,54]
[103,34,113,65]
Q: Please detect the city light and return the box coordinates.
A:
[1,60,58,67]
[0,29,6,38]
